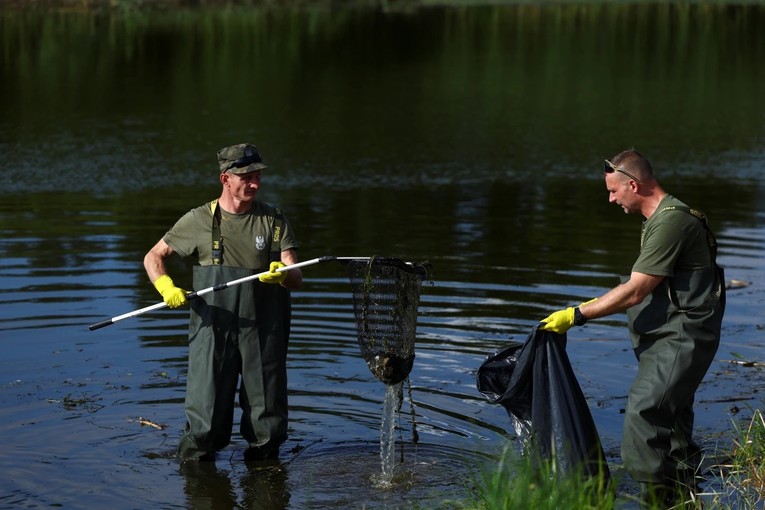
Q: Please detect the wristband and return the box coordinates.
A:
[573,307,587,326]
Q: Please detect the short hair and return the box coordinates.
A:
[609,149,654,180]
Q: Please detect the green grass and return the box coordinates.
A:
[704,409,765,508]
[468,410,765,510]
[472,445,616,510]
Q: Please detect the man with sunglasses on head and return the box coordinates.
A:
[144,143,302,462]
[539,149,725,506]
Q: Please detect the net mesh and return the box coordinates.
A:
[341,257,430,385]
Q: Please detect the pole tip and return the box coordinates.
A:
[88,319,113,331]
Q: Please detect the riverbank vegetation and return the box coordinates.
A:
[712,409,765,508]
[470,409,765,509]
[2,0,762,10]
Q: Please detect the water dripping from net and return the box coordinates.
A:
[372,381,402,489]
[339,257,428,489]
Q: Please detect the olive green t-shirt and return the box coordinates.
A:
[632,195,713,277]
[164,200,299,270]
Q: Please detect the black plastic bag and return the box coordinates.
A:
[477,326,610,479]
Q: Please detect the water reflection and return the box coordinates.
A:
[2,4,765,192]
[0,2,764,508]
[181,460,290,510]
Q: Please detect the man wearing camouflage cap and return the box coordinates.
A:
[144,143,302,461]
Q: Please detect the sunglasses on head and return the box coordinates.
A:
[604,159,641,183]
[225,151,263,172]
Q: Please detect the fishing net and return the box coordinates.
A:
[341,257,430,385]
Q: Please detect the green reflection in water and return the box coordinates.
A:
[0,2,762,299]
[1,3,763,188]
[0,7,762,508]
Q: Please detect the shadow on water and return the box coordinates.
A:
[0,2,764,509]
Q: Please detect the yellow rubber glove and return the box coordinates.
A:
[153,275,188,308]
[259,261,287,284]
[540,307,575,334]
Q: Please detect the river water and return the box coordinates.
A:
[1,2,764,509]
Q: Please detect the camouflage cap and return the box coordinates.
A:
[217,143,268,174]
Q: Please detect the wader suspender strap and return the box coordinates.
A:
[209,200,284,266]
[658,205,719,263]
[211,200,223,265]
[658,205,723,311]
[271,208,283,262]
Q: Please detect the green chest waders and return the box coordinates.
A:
[178,265,291,459]
[178,201,290,460]
[620,209,726,483]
